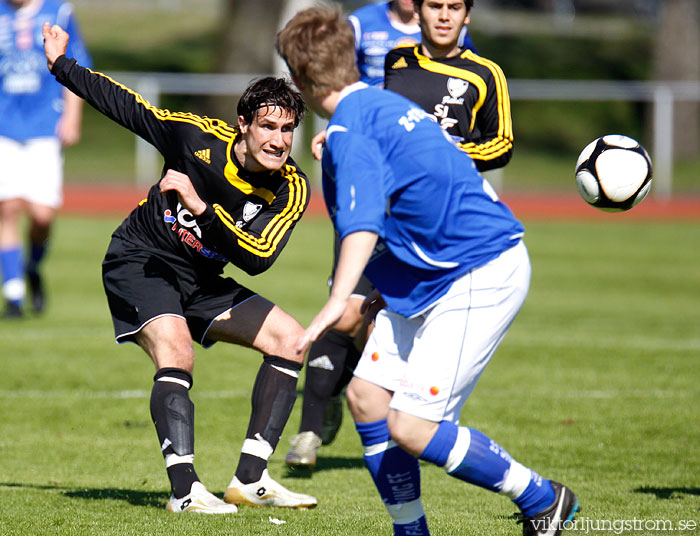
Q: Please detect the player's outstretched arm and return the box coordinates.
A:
[45,26,180,160]
[42,22,69,71]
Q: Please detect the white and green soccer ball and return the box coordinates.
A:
[575,134,653,212]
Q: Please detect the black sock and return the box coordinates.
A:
[299,329,359,435]
[150,367,199,499]
[235,355,301,484]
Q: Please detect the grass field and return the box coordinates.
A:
[0,214,699,535]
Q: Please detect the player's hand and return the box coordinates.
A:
[296,295,348,355]
[159,169,207,216]
[360,289,385,325]
[310,129,326,161]
[56,91,83,147]
[42,22,69,71]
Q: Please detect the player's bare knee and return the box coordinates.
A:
[153,347,195,372]
[138,333,195,371]
[30,215,53,234]
[268,322,305,362]
[387,411,438,456]
[334,310,364,337]
[347,378,378,421]
[386,412,412,448]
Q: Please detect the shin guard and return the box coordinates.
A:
[235,355,301,483]
[150,368,198,498]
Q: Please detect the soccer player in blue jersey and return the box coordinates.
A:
[286,0,486,470]
[287,0,428,468]
[278,6,579,536]
[0,0,90,317]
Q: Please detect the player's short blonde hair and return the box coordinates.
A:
[276,5,359,100]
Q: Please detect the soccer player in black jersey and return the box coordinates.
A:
[385,0,513,171]
[43,23,316,513]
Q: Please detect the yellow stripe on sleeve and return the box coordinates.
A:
[87,69,238,143]
[459,51,514,161]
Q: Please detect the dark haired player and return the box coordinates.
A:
[43,23,316,513]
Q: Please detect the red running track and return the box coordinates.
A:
[62,184,700,221]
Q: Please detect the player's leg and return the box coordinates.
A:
[286,272,373,468]
[102,244,236,514]
[25,202,55,313]
[300,329,356,439]
[22,137,63,314]
[0,198,26,317]
[391,242,578,535]
[134,316,237,514]
[285,329,359,467]
[0,137,27,316]
[203,295,317,508]
[347,310,430,536]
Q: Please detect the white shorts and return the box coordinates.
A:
[0,136,63,208]
[353,240,531,424]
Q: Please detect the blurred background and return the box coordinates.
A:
[66,0,699,198]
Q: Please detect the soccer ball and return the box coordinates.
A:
[575,135,653,212]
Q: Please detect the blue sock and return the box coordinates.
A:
[418,420,459,467]
[0,246,25,304]
[27,241,47,275]
[513,474,556,517]
[355,419,429,536]
[421,422,555,517]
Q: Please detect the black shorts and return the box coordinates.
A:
[102,237,255,347]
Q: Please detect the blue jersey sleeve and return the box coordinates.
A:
[325,128,387,240]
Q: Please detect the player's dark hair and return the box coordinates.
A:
[413,0,474,10]
[237,77,306,127]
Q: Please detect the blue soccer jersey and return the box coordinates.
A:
[321,83,524,317]
[348,1,476,87]
[0,0,91,141]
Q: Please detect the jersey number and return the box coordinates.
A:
[399,107,429,132]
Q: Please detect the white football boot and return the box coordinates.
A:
[166,481,239,514]
[285,431,322,469]
[224,469,318,509]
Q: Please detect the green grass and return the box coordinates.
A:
[1,215,699,535]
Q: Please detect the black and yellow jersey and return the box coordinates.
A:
[384,44,513,172]
[52,55,309,276]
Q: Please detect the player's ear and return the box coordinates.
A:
[238,115,248,134]
[464,12,471,25]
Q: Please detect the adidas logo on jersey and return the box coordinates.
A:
[194,148,211,164]
[308,355,334,370]
[391,57,408,70]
